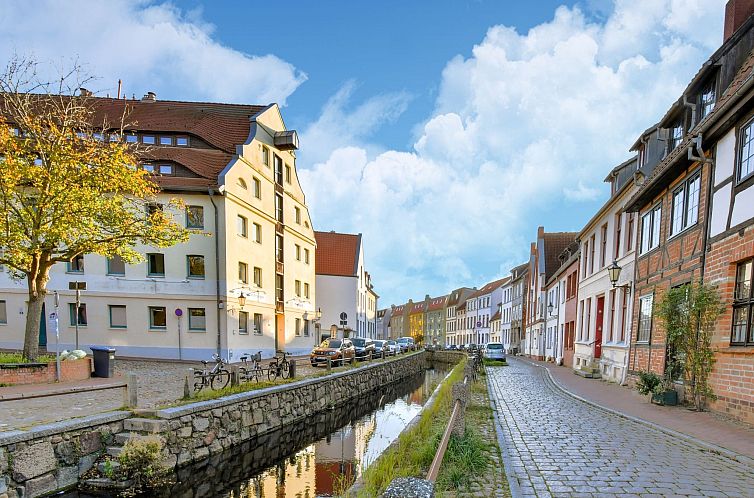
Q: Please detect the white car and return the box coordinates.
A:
[484,342,506,361]
[385,340,401,355]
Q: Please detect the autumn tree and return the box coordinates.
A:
[0,58,190,360]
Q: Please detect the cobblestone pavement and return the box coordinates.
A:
[488,359,754,498]
[0,356,321,430]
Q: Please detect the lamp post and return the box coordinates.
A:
[238,292,247,310]
[607,261,632,293]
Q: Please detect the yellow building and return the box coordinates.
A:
[408,300,426,342]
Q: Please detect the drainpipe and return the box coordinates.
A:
[683,95,697,129]
[208,188,222,357]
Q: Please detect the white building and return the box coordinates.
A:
[314,231,377,341]
[0,97,318,360]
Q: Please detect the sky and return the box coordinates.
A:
[0,0,727,306]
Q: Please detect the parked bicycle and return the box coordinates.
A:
[239,351,265,383]
[193,353,231,391]
[267,351,291,381]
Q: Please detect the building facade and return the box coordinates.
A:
[424,295,447,346]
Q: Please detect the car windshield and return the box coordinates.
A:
[397,338,409,344]
[487,344,503,350]
[387,341,395,345]
[320,339,341,348]
[374,341,385,346]
[352,338,366,346]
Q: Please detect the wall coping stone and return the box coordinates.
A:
[0,411,130,446]
[153,351,428,419]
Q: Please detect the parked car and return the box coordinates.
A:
[373,340,395,357]
[352,337,376,360]
[484,342,506,361]
[447,344,458,351]
[397,337,415,352]
[385,340,401,355]
[310,338,355,367]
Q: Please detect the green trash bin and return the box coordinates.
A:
[89,345,116,378]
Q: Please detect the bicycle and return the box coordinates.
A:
[239,351,264,383]
[193,353,231,391]
[267,351,291,381]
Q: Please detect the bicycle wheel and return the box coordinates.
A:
[280,360,290,379]
[210,369,231,390]
[252,366,264,382]
[193,371,206,392]
[238,366,249,383]
[268,364,279,381]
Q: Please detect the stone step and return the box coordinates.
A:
[106,446,123,457]
[123,418,169,433]
[97,460,122,474]
[115,432,161,445]
[574,369,601,379]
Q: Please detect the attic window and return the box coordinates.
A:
[142,135,155,145]
[160,136,172,145]
[669,122,683,151]
[700,80,716,119]
[176,136,189,146]
[125,134,138,143]
[143,164,155,173]
[159,164,173,175]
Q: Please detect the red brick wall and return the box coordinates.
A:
[629,162,709,378]
[705,225,754,425]
[0,358,92,385]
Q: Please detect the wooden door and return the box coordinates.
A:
[595,296,604,359]
[275,314,285,353]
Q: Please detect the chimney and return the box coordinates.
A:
[78,88,92,97]
[724,0,754,42]
[141,91,157,102]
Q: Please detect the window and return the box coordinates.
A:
[69,303,87,326]
[295,244,301,261]
[582,240,588,277]
[608,289,616,342]
[237,215,248,237]
[619,290,628,343]
[670,173,700,236]
[253,313,263,335]
[304,248,310,264]
[295,317,301,336]
[295,206,301,224]
[146,203,162,222]
[304,282,310,299]
[188,308,206,331]
[614,213,622,260]
[149,306,167,329]
[238,262,248,283]
[589,234,595,275]
[600,224,608,269]
[238,178,247,190]
[253,223,262,243]
[640,204,662,254]
[304,319,310,336]
[732,259,754,346]
[637,294,653,342]
[125,134,138,143]
[295,280,301,297]
[276,234,284,262]
[148,253,165,276]
[285,164,292,184]
[275,194,283,222]
[107,256,126,275]
[159,136,173,145]
[0,300,6,324]
[142,135,155,145]
[67,255,84,273]
[626,214,635,252]
[274,155,283,184]
[239,311,249,334]
[262,146,270,167]
[585,298,591,341]
[253,177,261,199]
[176,136,189,146]
[254,267,262,287]
[106,305,127,329]
[143,164,155,173]
[276,274,284,303]
[187,255,205,278]
[700,80,716,119]
[669,121,683,151]
[739,117,754,182]
[186,205,204,229]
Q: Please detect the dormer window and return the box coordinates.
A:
[669,121,683,151]
[700,80,716,119]
[158,164,173,175]
[176,136,188,146]
[125,134,138,143]
[160,136,173,145]
[142,135,155,145]
[143,164,155,173]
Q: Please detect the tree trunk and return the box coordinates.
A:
[22,256,51,361]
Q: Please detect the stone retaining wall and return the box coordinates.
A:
[0,412,129,498]
[0,358,92,386]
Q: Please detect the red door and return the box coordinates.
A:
[595,296,604,359]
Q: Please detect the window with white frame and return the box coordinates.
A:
[0,300,6,324]
[738,117,754,182]
[732,259,754,346]
[237,215,248,238]
[637,294,653,342]
[188,308,206,331]
[670,172,700,236]
[239,311,249,335]
[640,204,662,254]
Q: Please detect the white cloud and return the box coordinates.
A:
[300,0,726,305]
[0,0,306,104]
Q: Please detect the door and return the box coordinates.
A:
[595,296,604,359]
[275,314,285,353]
[38,303,47,348]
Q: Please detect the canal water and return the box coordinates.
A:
[65,365,447,498]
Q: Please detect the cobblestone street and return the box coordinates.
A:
[488,359,754,498]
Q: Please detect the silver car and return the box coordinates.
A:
[484,342,506,361]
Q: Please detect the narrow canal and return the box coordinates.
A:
[65,365,448,498]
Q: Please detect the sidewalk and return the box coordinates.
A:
[518,357,754,461]
[0,376,125,401]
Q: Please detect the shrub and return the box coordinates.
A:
[117,436,172,496]
[635,371,662,396]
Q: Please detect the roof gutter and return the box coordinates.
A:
[208,188,222,357]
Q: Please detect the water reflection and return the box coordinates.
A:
[65,366,445,498]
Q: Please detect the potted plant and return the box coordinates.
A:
[635,370,661,398]
[651,378,679,406]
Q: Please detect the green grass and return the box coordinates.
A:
[482,358,508,367]
[355,358,467,497]
[0,352,56,364]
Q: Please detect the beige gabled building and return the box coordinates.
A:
[0,95,317,360]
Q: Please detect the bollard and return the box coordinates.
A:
[289,359,296,379]
[230,365,239,387]
[450,381,469,438]
[124,372,138,408]
[382,350,386,360]
[185,369,194,398]
[326,357,332,371]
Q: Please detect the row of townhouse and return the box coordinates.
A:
[0,97,318,361]
[522,0,754,425]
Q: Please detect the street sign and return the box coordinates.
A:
[68,281,87,290]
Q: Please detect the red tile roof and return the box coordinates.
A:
[543,232,578,281]
[410,302,425,314]
[426,295,447,311]
[470,277,511,298]
[314,231,361,277]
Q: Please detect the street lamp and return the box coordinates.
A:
[607,261,632,293]
[547,302,554,316]
[238,292,246,310]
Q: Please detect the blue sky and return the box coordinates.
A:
[0,0,727,306]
